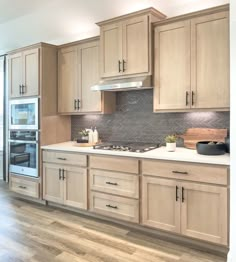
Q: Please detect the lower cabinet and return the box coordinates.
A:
[142,176,228,245]
[43,163,87,209]
[10,174,39,199]
[90,191,139,223]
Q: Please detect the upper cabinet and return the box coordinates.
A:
[154,8,229,112]
[58,38,115,114]
[98,8,166,79]
[8,48,39,98]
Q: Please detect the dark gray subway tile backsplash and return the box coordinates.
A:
[71,89,230,145]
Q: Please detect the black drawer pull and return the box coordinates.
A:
[18,185,27,189]
[106,182,118,186]
[176,186,179,202]
[182,187,185,202]
[172,171,188,175]
[106,204,118,209]
[57,157,67,161]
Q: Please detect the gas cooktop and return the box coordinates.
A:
[93,142,160,153]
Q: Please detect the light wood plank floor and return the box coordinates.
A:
[0,181,227,262]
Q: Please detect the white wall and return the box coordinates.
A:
[228,1,236,261]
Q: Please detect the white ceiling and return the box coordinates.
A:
[0,0,229,55]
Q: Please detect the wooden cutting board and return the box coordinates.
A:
[179,128,227,149]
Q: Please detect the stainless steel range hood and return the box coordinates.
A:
[91,76,153,91]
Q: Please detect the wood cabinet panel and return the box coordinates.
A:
[154,21,191,110]
[122,15,149,75]
[43,150,87,167]
[79,41,102,112]
[10,175,39,198]
[142,176,181,233]
[181,182,228,245]
[90,169,139,198]
[90,191,139,223]
[8,52,22,98]
[22,48,39,97]
[58,46,78,113]
[90,155,139,174]
[142,160,228,185]
[100,23,122,78]
[43,163,64,204]
[191,12,229,109]
[64,166,87,209]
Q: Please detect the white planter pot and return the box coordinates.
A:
[166,142,176,152]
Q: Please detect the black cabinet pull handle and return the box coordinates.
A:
[62,169,65,180]
[22,85,25,94]
[57,157,67,161]
[186,91,189,106]
[106,204,118,209]
[176,186,179,202]
[74,99,77,110]
[118,60,122,72]
[122,60,126,72]
[18,185,27,189]
[59,168,62,180]
[172,171,188,175]
[77,99,80,110]
[19,84,22,95]
[182,187,185,202]
[106,181,118,186]
[192,91,194,106]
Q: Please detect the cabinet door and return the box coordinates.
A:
[8,52,22,98]
[22,48,39,97]
[181,182,228,245]
[191,12,229,109]
[142,176,181,233]
[79,41,102,112]
[122,15,149,76]
[43,163,64,204]
[100,23,122,78]
[63,166,87,209]
[154,21,191,110]
[58,46,78,113]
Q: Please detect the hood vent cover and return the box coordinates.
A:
[91,76,153,91]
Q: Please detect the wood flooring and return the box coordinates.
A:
[0,181,227,262]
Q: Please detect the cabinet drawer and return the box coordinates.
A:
[90,192,139,223]
[90,156,139,174]
[142,160,228,185]
[10,176,39,198]
[90,169,139,198]
[43,150,87,167]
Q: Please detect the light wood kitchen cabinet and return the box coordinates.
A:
[43,163,64,204]
[63,166,87,209]
[142,176,181,233]
[58,37,115,114]
[154,21,191,110]
[191,11,229,109]
[142,161,228,245]
[43,162,87,209]
[154,8,229,111]
[98,8,165,78]
[181,182,228,245]
[8,48,39,98]
[58,46,77,113]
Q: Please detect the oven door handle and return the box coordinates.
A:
[9,140,38,144]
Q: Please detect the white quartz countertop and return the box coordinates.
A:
[41,141,230,166]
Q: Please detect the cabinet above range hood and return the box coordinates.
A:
[91,76,153,92]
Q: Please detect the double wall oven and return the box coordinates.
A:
[9,98,39,177]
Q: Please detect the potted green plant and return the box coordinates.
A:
[79,129,89,142]
[165,134,177,152]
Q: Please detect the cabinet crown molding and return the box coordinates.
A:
[96,7,166,26]
[153,4,229,27]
